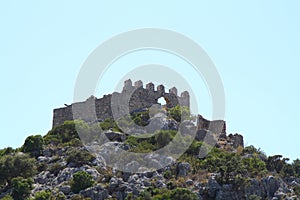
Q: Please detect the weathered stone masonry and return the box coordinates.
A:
[52,79,190,128]
[52,79,229,137]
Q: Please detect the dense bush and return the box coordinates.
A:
[182,147,268,185]
[125,130,177,153]
[22,135,44,157]
[48,162,64,176]
[11,177,33,200]
[185,141,212,157]
[66,149,95,167]
[169,188,198,200]
[201,149,246,184]
[0,153,37,186]
[71,171,95,193]
[242,157,267,176]
[242,145,264,155]
[265,155,298,177]
[155,130,176,148]
[44,120,81,145]
[0,147,15,157]
[33,190,54,200]
[266,155,287,173]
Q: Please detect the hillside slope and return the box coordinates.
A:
[0,107,299,200]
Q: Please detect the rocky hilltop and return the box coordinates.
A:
[0,81,299,200]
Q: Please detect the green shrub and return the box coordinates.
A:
[34,190,54,200]
[201,148,246,185]
[293,159,300,177]
[266,155,290,174]
[71,171,95,193]
[0,147,15,157]
[37,162,47,173]
[0,195,14,200]
[155,130,176,148]
[169,188,198,200]
[48,162,64,176]
[131,110,149,127]
[294,185,300,195]
[11,177,33,200]
[44,120,82,145]
[242,157,267,176]
[168,105,191,122]
[22,135,44,157]
[185,141,211,157]
[242,145,262,155]
[54,192,66,200]
[125,130,177,153]
[66,149,95,167]
[63,138,83,147]
[99,119,120,132]
[163,170,173,179]
[0,153,37,186]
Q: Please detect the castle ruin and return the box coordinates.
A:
[52,79,190,128]
[52,79,227,137]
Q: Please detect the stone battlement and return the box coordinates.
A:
[52,79,190,128]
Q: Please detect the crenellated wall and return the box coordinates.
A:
[52,79,190,128]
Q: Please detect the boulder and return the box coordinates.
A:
[262,176,280,198]
[245,178,266,197]
[125,161,140,173]
[176,162,190,177]
[59,185,71,195]
[35,171,51,184]
[186,179,194,186]
[207,178,221,198]
[104,131,125,142]
[216,184,238,200]
[179,120,197,136]
[146,115,178,133]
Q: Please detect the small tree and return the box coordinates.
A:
[22,135,44,157]
[0,153,37,186]
[71,171,94,193]
[11,177,33,200]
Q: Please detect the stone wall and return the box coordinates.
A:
[52,79,190,128]
[196,115,226,134]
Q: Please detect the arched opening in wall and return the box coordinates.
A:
[157,97,167,105]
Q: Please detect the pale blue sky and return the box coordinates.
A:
[0,1,299,161]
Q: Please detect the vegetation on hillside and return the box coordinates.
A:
[0,107,299,199]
